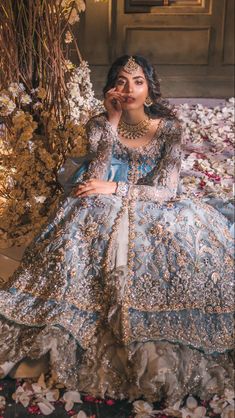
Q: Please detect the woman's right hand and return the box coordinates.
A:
[104,88,126,130]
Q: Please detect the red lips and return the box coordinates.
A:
[124,96,135,103]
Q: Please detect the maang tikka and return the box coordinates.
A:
[123,56,140,74]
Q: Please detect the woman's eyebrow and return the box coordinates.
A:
[117,75,145,80]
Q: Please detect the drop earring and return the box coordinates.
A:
[144,96,153,107]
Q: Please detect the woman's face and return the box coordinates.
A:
[115,65,149,110]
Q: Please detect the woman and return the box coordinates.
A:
[0,55,234,405]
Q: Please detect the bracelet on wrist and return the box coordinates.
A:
[115,181,129,197]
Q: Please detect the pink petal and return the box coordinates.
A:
[27,405,40,414]
[105,399,115,406]
[68,410,76,416]
[83,395,97,403]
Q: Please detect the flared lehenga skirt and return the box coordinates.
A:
[0,193,234,404]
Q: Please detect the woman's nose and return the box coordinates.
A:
[124,83,133,93]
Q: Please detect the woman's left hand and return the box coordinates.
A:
[73,179,116,197]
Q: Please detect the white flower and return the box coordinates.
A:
[8,82,24,97]
[75,0,86,12]
[34,195,46,203]
[68,8,80,24]
[65,60,75,71]
[19,83,25,91]
[67,61,103,123]
[0,94,16,116]
[21,93,32,104]
[62,0,86,12]
[65,30,73,43]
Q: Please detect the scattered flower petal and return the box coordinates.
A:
[0,395,6,409]
[37,399,55,415]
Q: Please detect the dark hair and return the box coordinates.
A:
[103,55,176,120]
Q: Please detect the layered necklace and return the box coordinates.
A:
[118,116,151,140]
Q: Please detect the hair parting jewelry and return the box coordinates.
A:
[123,56,140,74]
[117,116,151,140]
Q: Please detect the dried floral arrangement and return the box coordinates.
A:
[0,0,104,248]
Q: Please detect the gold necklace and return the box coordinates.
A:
[118,116,151,140]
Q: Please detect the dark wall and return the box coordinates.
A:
[78,0,234,98]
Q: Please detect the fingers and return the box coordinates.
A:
[107,95,125,106]
[104,88,127,116]
[74,186,92,196]
[74,189,94,197]
[76,179,94,187]
[105,95,124,112]
[113,99,122,112]
[107,87,124,95]
[72,179,114,198]
[75,190,95,197]
[73,180,96,197]
[105,89,127,101]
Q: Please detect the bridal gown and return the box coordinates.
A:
[0,114,234,404]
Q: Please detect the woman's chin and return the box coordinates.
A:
[121,102,140,110]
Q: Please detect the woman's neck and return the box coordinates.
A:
[121,109,147,125]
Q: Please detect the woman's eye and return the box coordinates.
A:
[136,80,143,85]
[117,80,125,86]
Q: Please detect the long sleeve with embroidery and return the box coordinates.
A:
[128,120,182,203]
[84,115,118,180]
